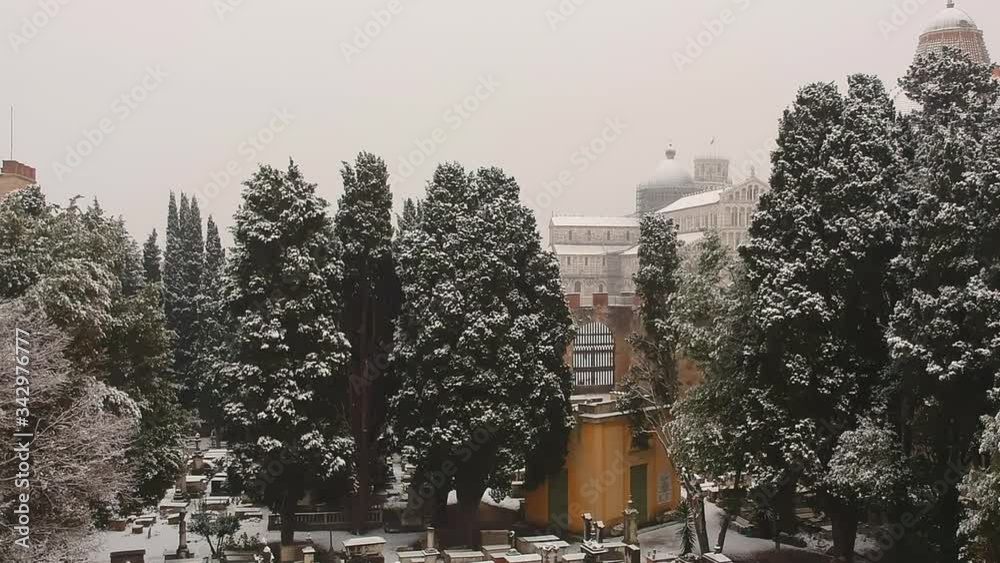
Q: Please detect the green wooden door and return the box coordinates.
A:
[548,467,569,531]
[630,464,648,523]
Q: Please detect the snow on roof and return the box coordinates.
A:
[552,244,634,256]
[446,488,521,511]
[550,215,639,228]
[621,244,640,256]
[657,189,724,214]
[343,537,386,547]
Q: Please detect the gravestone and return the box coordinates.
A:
[110,549,145,563]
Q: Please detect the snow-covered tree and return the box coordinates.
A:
[334,152,400,532]
[0,188,185,516]
[192,215,228,429]
[219,161,354,548]
[142,229,162,284]
[959,412,1000,562]
[391,163,574,545]
[164,193,206,407]
[397,197,423,235]
[0,301,138,562]
[888,48,1000,561]
[618,214,713,554]
[736,74,903,561]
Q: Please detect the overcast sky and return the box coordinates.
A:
[3,0,997,243]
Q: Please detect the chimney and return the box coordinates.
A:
[2,160,36,182]
[566,293,581,310]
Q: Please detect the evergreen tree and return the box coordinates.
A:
[142,229,162,284]
[888,49,1000,561]
[163,192,206,408]
[736,76,904,560]
[219,161,354,548]
[164,192,181,334]
[192,215,228,429]
[397,197,423,234]
[618,214,712,554]
[333,152,400,532]
[0,188,186,514]
[391,163,574,545]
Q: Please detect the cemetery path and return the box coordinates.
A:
[636,502,834,563]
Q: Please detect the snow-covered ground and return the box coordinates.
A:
[636,502,833,563]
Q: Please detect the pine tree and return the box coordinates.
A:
[333,152,400,532]
[219,161,353,548]
[142,229,162,284]
[391,163,574,545]
[888,48,1000,561]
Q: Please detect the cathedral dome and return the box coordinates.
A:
[645,145,694,187]
[923,4,978,34]
[915,1,990,65]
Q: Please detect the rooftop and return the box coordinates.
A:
[551,244,634,256]
[656,188,724,214]
[550,216,639,228]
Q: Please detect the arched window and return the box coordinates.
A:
[598,283,605,293]
[573,281,582,293]
[626,231,631,241]
[568,230,573,241]
[572,322,614,387]
[606,231,611,240]
[587,230,592,240]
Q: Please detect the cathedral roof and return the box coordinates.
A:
[923,3,978,34]
[551,244,634,256]
[550,216,639,228]
[915,1,990,65]
[656,189,724,214]
[642,144,695,188]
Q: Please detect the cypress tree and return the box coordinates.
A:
[888,48,1000,560]
[333,152,399,532]
[142,229,162,284]
[391,163,574,545]
[219,161,353,548]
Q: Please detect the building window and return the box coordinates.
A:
[606,231,611,240]
[572,322,614,388]
[568,230,573,241]
[567,257,573,266]
[584,257,589,266]
[598,283,605,293]
[587,230,592,240]
[574,281,582,293]
[626,231,631,241]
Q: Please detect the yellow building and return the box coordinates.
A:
[524,395,681,535]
